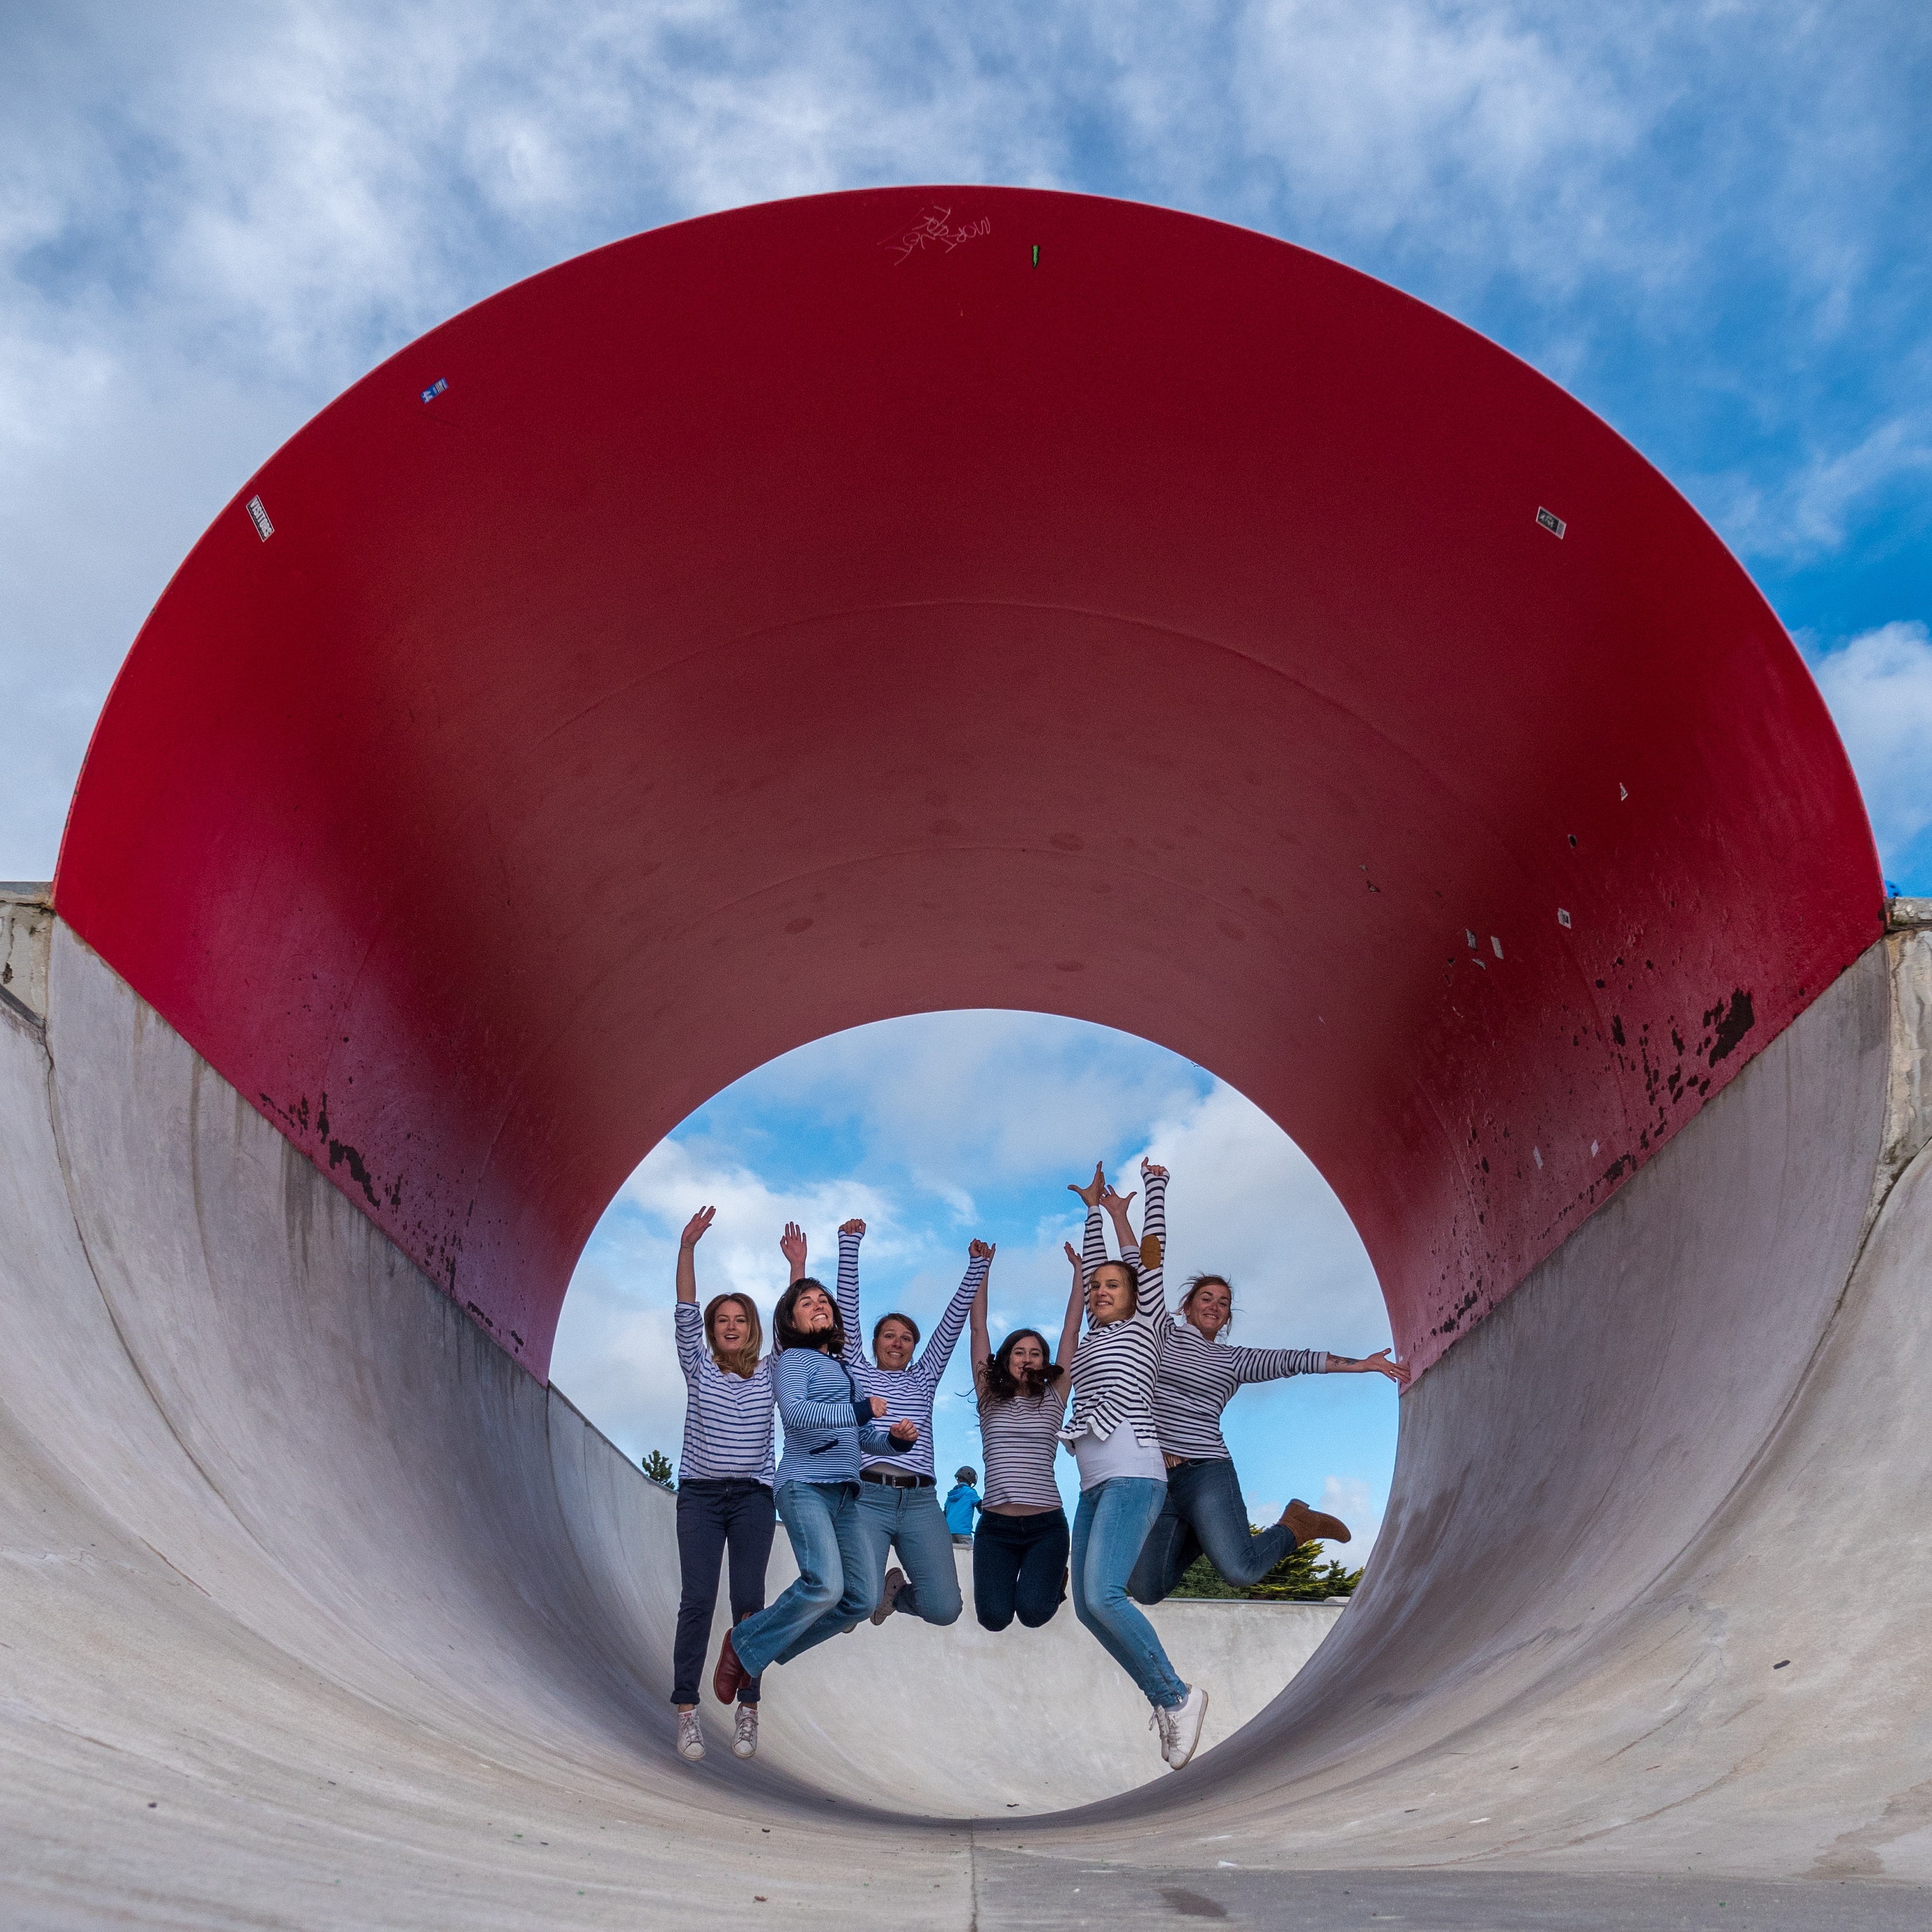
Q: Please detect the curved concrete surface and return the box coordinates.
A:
[5,188,1931,1925]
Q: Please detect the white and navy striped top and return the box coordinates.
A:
[673,1302,776,1487]
[838,1231,988,1480]
[1153,1326,1325,1462]
[1061,1169,1170,1448]
[977,1378,1070,1510]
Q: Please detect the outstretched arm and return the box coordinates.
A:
[676,1207,714,1304]
[836,1219,867,1366]
[916,1240,993,1386]
[1100,1179,1139,1260]
[780,1220,807,1285]
[1324,1348,1409,1386]
[1058,1241,1085,1367]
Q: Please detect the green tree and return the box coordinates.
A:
[640,1449,674,1486]
[1169,1525,1363,1601]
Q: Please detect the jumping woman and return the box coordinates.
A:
[1061,1158,1209,1770]
[1127,1236,1407,1607]
[833,1221,992,1630]
[669,1206,775,1765]
[966,1237,1085,1630]
[710,1270,901,1705]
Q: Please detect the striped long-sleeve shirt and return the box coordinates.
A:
[1152,1328,1326,1462]
[1061,1169,1170,1448]
[772,1345,894,1488]
[978,1380,1069,1510]
[673,1302,777,1486]
[838,1231,988,1480]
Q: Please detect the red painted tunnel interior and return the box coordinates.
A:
[52,186,1882,1383]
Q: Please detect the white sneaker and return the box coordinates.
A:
[1148,1703,1175,1763]
[675,1709,704,1763]
[732,1703,758,1760]
[1164,1685,1209,1769]
[870,1567,906,1626]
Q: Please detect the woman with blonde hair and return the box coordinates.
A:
[668,1206,778,1765]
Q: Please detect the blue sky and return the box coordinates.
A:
[5,5,1929,1552]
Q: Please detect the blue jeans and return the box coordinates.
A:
[854,1480,963,1625]
[1071,1477,1187,1709]
[973,1507,1069,1630]
[728,1480,875,1678]
[1127,1456,1295,1605]
[671,1478,775,1705]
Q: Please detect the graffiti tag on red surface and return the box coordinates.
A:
[881,205,992,265]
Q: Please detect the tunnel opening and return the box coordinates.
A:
[548,1004,1399,1812]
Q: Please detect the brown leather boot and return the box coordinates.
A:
[1282,1498,1351,1545]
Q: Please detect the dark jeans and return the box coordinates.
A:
[973,1507,1070,1630]
[671,1478,776,1706]
[1125,1456,1295,1605]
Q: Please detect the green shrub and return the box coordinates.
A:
[1168,1525,1364,1601]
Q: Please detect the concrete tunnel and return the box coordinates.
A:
[5,186,1931,1923]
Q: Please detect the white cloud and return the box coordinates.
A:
[1808,622,1932,862]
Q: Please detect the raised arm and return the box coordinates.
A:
[916,1240,993,1386]
[780,1220,808,1285]
[1099,1178,1139,1260]
[1069,1162,1108,1277]
[676,1206,715,1304]
[1135,1160,1170,1323]
[969,1270,991,1386]
[835,1219,867,1366]
[1058,1240,1085,1368]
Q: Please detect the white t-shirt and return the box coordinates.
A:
[1072,1422,1166,1491]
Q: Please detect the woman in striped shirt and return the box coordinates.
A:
[1126,1213,1408,1609]
[711,1271,901,1709]
[832,1222,991,1632]
[966,1240,1085,1630]
[1061,1159,1211,1771]
[669,1206,776,1765]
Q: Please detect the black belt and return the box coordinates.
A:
[861,1468,934,1488]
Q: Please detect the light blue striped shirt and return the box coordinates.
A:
[773,1345,894,1488]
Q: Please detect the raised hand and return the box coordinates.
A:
[1064,1241,1082,1270]
[839,1217,867,1238]
[1140,1158,1168,1181]
[1067,1162,1105,1209]
[681,1207,716,1248]
[779,1220,807,1271]
[969,1238,996,1262]
[1099,1181,1137,1220]
[889,1418,919,1446]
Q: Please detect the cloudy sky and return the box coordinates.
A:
[6,4,1929,1556]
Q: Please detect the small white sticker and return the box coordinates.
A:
[1591,1140,1599,1156]
[1490,936,1503,959]
[421,376,448,403]
[1557,908,1572,928]
[1466,929,1478,948]
[245,495,273,542]
[1619,782,1629,801]
[1533,1146,1543,1169]
[1536,506,1566,538]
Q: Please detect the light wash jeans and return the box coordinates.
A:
[1070,1476,1187,1709]
[728,1480,874,1679]
[1127,1456,1296,1605]
[853,1481,963,1626]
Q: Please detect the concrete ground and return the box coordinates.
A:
[3,896,1931,1927]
